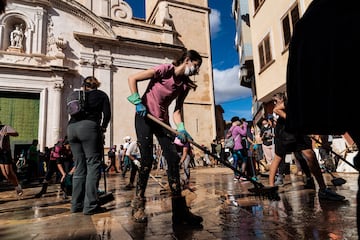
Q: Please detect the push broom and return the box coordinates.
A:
[146,113,280,200]
[310,136,354,186]
[98,141,115,206]
[311,136,359,171]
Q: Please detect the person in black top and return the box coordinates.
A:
[34,138,65,198]
[67,76,111,215]
[0,124,23,196]
[105,146,119,173]
[260,118,274,166]
[269,92,344,202]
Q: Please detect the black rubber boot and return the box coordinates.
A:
[131,197,147,223]
[172,196,203,226]
[35,182,48,198]
[304,177,315,189]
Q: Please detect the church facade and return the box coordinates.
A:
[0,0,216,152]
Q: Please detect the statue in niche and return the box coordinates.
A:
[10,24,24,49]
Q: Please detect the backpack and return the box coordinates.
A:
[108,150,115,158]
[66,89,85,116]
[224,131,235,149]
[61,174,73,196]
[50,143,64,160]
[224,129,241,149]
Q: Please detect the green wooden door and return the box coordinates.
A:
[0,91,40,148]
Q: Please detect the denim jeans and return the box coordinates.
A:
[232,149,245,177]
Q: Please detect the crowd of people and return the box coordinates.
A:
[0,131,76,199]
[0,0,359,235]
[0,47,357,234]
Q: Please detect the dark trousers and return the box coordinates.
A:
[106,157,118,172]
[26,161,39,181]
[44,160,58,182]
[67,120,102,213]
[122,156,131,177]
[135,114,181,198]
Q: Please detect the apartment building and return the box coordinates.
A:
[233,0,313,123]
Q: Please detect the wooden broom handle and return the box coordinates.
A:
[146,113,179,135]
[146,113,219,159]
[145,113,265,187]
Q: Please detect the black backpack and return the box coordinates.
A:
[108,150,115,158]
[66,89,86,117]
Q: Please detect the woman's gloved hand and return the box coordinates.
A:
[135,103,147,117]
[127,92,147,117]
[176,122,193,143]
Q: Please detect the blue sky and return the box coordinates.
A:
[127,0,252,122]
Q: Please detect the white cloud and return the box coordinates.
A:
[213,65,252,104]
[209,8,221,37]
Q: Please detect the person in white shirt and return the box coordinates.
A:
[117,145,124,172]
[121,136,132,178]
[124,140,141,190]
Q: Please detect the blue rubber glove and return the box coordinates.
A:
[136,103,147,117]
[176,122,193,143]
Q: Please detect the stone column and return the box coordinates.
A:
[51,81,63,145]
[95,54,113,147]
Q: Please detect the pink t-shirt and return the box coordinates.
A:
[230,122,247,150]
[142,64,190,122]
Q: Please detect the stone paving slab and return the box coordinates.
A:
[0,167,358,239]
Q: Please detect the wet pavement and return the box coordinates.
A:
[0,166,358,240]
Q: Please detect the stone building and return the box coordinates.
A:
[0,0,216,154]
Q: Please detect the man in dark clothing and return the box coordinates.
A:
[106,146,119,173]
[67,76,111,215]
[35,139,65,198]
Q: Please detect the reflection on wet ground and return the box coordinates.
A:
[0,167,358,240]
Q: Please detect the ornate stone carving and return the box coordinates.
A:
[55,37,67,59]
[111,0,132,21]
[53,81,64,90]
[159,2,174,28]
[95,55,113,68]
[47,16,57,56]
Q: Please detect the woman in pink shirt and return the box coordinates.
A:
[127,49,203,226]
[228,116,248,181]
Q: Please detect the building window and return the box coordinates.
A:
[254,0,266,13]
[258,34,272,70]
[281,3,300,48]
